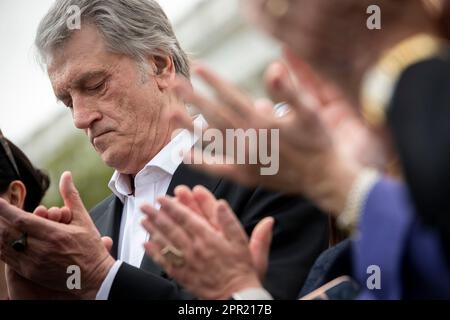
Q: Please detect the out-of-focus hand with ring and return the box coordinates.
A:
[170,51,386,215]
[141,185,274,300]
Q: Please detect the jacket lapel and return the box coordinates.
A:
[166,163,221,196]
[93,196,123,260]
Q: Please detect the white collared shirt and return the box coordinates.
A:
[96,116,204,299]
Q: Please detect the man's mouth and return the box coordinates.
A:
[91,130,113,146]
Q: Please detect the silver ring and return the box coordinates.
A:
[11,233,28,252]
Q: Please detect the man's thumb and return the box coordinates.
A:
[101,237,113,253]
[249,217,274,281]
[59,171,85,214]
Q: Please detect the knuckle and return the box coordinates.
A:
[71,191,80,201]
[172,211,186,226]
[0,228,10,243]
[155,217,169,233]
[50,230,69,243]
[11,216,26,231]
[191,240,206,258]
[169,228,182,243]
[199,247,213,261]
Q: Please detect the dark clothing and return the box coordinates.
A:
[91,163,329,300]
[387,54,450,262]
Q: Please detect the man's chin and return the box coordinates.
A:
[99,149,117,168]
[100,151,130,173]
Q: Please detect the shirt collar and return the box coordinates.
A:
[108,115,206,201]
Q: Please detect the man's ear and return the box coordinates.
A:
[5,180,26,210]
[149,55,176,90]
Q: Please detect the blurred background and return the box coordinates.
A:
[0,0,280,209]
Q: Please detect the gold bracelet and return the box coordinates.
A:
[361,33,446,127]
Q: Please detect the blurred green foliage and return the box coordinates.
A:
[41,133,114,211]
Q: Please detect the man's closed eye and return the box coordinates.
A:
[86,80,106,93]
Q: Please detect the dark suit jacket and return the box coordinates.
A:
[299,239,357,299]
[387,53,450,262]
[90,163,329,300]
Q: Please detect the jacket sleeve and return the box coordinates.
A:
[352,177,450,299]
[109,262,195,300]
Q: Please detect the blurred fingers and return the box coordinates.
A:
[249,217,275,280]
[156,197,210,239]
[264,60,297,104]
[47,207,62,223]
[193,64,255,118]
[174,186,202,216]
[141,203,191,252]
[59,207,72,224]
[216,200,248,246]
[171,76,236,131]
[33,205,48,219]
[101,236,113,253]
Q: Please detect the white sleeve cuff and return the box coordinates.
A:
[232,287,274,300]
[95,260,123,300]
[337,168,381,233]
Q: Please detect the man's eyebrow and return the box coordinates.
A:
[72,70,108,87]
[55,70,108,102]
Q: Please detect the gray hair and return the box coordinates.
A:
[35,0,190,79]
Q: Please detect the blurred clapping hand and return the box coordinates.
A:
[170,50,386,215]
[141,185,274,300]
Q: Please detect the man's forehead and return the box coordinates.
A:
[47,25,109,80]
[48,57,106,89]
[49,57,121,95]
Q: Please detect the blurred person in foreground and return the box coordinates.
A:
[140,0,450,299]
[243,0,450,247]
[0,0,330,300]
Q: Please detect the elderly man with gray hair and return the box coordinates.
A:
[0,0,329,300]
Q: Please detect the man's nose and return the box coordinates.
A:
[72,96,102,129]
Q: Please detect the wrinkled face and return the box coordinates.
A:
[48,24,181,174]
